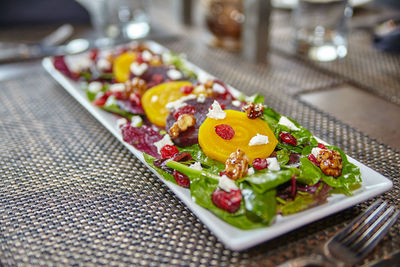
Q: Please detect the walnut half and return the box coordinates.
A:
[242,103,264,119]
[224,149,249,180]
[169,114,196,138]
[316,149,343,177]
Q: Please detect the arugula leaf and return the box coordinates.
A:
[143,153,178,185]
[244,167,296,194]
[241,183,277,224]
[245,94,264,104]
[276,149,290,165]
[178,144,225,174]
[297,157,322,185]
[278,193,316,216]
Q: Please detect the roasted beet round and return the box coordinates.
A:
[165,97,241,147]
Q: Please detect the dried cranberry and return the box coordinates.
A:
[279,132,297,146]
[180,85,194,94]
[173,170,190,188]
[318,143,326,149]
[211,188,242,213]
[215,124,235,140]
[173,105,196,120]
[252,158,268,170]
[219,171,226,176]
[308,154,319,166]
[213,80,234,100]
[136,53,144,64]
[160,145,179,159]
[92,92,112,106]
[89,49,99,60]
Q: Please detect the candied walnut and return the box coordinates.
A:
[224,149,249,180]
[316,149,343,177]
[204,79,214,90]
[241,103,264,119]
[169,114,196,138]
[125,77,147,96]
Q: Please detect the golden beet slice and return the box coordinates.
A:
[198,110,278,163]
[113,52,137,83]
[141,81,192,127]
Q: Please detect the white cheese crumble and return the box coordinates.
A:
[247,167,255,176]
[64,54,91,73]
[197,94,206,103]
[165,95,196,111]
[109,83,125,92]
[105,95,116,106]
[96,58,111,71]
[206,100,226,120]
[141,50,153,61]
[154,134,174,154]
[311,147,322,158]
[130,116,143,127]
[189,162,203,171]
[167,69,183,80]
[130,62,148,76]
[232,100,241,107]
[212,83,226,94]
[267,157,280,171]
[218,175,238,192]
[88,81,103,93]
[249,134,269,146]
[116,118,128,128]
[278,116,300,131]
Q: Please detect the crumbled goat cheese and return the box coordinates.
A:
[166,95,197,111]
[267,157,280,171]
[130,116,143,127]
[249,134,269,146]
[197,72,209,84]
[64,54,91,73]
[232,100,241,107]
[154,135,174,154]
[167,69,183,80]
[212,83,226,94]
[247,167,255,176]
[116,118,128,128]
[197,94,206,103]
[189,162,203,171]
[96,58,111,71]
[141,50,153,61]
[207,101,226,119]
[278,116,300,131]
[130,62,148,76]
[110,83,125,92]
[311,147,322,158]
[218,175,238,192]
[88,81,103,93]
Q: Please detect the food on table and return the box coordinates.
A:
[53,42,362,230]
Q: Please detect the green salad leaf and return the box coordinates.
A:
[244,167,296,193]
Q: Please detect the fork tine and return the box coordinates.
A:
[333,200,383,243]
[355,208,399,258]
[338,201,388,246]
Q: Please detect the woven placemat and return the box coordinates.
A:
[0,39,399,266]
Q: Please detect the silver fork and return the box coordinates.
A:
[278,200,399,267]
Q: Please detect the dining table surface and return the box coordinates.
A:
[1,0,399,266]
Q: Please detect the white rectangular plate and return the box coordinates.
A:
[42,41,392,251]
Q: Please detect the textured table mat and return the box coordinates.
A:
[1,37,399,266]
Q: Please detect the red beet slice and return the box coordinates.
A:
[121,124,163,158]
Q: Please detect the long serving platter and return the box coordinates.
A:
[42,41,393,251]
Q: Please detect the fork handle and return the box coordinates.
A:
[277,253,342,267]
